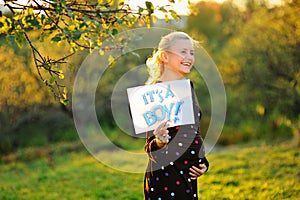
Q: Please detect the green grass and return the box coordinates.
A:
[198,140,299,199]
[0,139,299,200]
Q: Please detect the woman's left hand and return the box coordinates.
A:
[189,164,207,180]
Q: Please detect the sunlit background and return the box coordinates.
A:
[0,0,299,199]
[125,0,284,16]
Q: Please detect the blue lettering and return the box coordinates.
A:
[175,101,183,115]
[153,105,165,121]
[163,103,174,121]
[158,90,164,103]
[143,111,157,126]
[147,91,155,103]
[165,84,174,98]
[142,94,148,105]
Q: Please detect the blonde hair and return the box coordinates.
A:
[145,32,197,85]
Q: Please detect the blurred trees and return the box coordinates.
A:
[187,1,243,53]
[0,0,180,153]
[186,0,299,144]
[230,1,300,118]
[0,36,79,154]
[0,0,299,153]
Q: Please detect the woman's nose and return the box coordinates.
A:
[185,53,194,60]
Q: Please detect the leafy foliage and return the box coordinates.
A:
[230,2,300,117]
[0,0,178,103]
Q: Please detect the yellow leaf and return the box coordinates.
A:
[165,14,169,23]
[108,55,116,67]
[69,25,76,31]
[99,50,105,55]
[44,24,52,29]
[70,41,76,47]
[256,104,265,116]
[58,70,65,79]
[152,15,157,24]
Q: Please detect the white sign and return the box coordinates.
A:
[127,79,195,134]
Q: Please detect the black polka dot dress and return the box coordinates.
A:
[144,83,209,200]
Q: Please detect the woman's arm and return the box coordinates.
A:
[189,157,209,179]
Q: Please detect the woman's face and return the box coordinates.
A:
[164,39,195,76]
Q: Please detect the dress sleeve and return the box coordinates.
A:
[198,133,210,172]
[200,156,209,172]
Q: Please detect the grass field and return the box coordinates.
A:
[0,139,299,200]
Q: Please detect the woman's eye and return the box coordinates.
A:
[180,50,194,55]
[181,50,187,54]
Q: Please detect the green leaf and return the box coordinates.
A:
[73,30,81,40]
[43,64,51,70]
[145,1,154,15]
[63,27,69,35]
[51,36,61,42]
[117,19,123,24]
[60,98,69,105]
[159,7,167,13]
[68,64,75,71]
[49,76,56,84]
[15,32,25,48]
[112,29,118,35]
[138,7,144,14]
[31,18,41,29]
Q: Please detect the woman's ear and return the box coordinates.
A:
[160,51,168,63]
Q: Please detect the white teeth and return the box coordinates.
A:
[182,62,191,66]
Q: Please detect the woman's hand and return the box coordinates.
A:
[153,121,169,147]
[189,164,207,180]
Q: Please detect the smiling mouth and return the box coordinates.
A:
[181,62,192,67]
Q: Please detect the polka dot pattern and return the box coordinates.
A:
[144,89,208,200]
